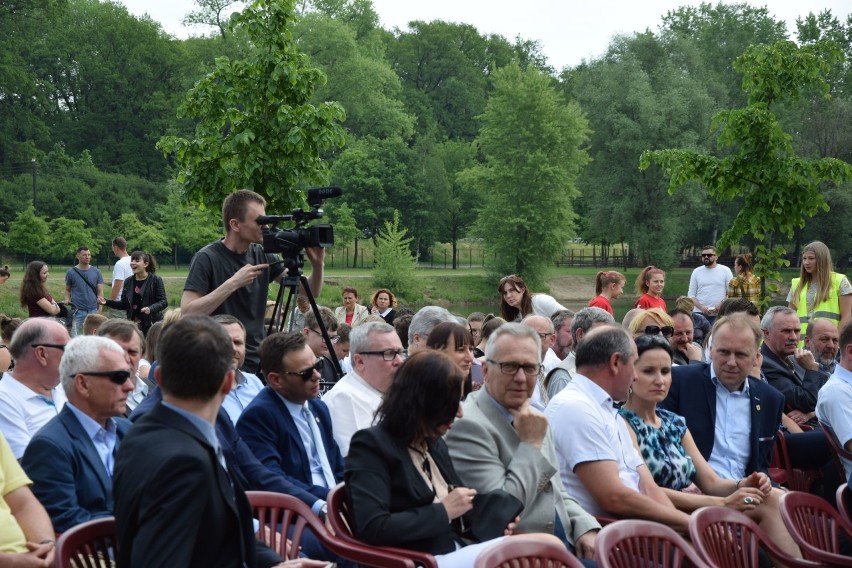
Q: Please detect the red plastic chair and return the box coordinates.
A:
[594,519,710,568]
[779,490,852,566]
[247,490,416,568]
[838,483,852,526]
[689,506,824,568]
[775,429,823,491]
[55,516,117,568]
[473,535,585,568]
[820,421,852,480]
[327,483,439,568]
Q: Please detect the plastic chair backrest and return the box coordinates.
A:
[473,535,585,568]
[55,517,117,568]
[820,421,852,480]
[778,490,852,566]
[595,519,709,568]
[838,483,852,526]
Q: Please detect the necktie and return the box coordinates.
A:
[302,405,337,488]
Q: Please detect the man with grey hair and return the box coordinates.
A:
[324,321,405,456]
[98,319,148,414]
[760,305,829,426]
[539,307,615,405]
[446,323,599,563]
[0,319,70,458]
[546,326,690,532]
[804,319,840,375]
[551,309,575,361]
[407,306,455,353]
[21,336,133,533]
[522,315,558,410]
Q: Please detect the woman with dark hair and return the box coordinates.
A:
[587,271,625,316]
[619,335,799,557]
[0,314,22,374]
[19,261,61,317]
[345,351,558,566]
[335,286,369,327]
[498,274,565,322]
[728,253,761,305]
[427,322,477,396]
[369,288,397,325]
[633,266,666,311]
[100,251,167,335]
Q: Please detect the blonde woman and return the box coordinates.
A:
[787,241,851,337]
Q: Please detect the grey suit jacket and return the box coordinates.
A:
[445,388,600,543]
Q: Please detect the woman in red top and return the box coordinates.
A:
[588,271,625,316]
[19,261,61,318]
[634,266,667,311]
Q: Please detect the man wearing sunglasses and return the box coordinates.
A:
[688,245,733,324]
[22,336,133,532]
[238,331,344,525]
[0,319,69,458]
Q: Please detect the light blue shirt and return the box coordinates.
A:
[222,371,264,425]
[277,394,329,516]
[707,367,752,480]
[66,402,118,476]
[161,401,225,470]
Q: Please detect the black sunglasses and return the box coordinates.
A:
[701,253,715,258]
[285,359,323,381]
[644,325,674,338]
[76,370,132,385]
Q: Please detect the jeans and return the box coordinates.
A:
[73,308,98,337]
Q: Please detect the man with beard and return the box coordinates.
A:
[804,319,840,375]
[687,245,732,323]
[668,309,704,366]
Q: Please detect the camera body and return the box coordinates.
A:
[259,187,340,259]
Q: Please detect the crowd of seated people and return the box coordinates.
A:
[2,265,851,567]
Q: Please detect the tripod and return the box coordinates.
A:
[267,257,344,382]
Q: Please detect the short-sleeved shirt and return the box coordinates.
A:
[587,295,613,316]
[0,372,67,459]
[817,366,852,482]
[112,256,132,297]
[0,432,31,553]
[633,294,667,311]
[184,240,284,372]
[620,408,696,490]
[544,374,645,517]
[65,266,104,311]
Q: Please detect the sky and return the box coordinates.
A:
[119,0,850,70]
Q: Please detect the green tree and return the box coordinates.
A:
[114,213,170,256]
[154,184,221,268]
[325,202,358,267]
[640,40,852,302]
[462,64,590,290]
[158,0,347,212]
[372,210,416,300]
[5,206,50,260]
[183,0,244,39]
[44,218,96,262]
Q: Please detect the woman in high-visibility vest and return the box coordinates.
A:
[787,241,852,337]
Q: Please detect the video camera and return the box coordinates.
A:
[258,187,340,259]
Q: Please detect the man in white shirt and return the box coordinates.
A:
[522,315,559,410]
[688,245,733,322]
[0,319,69,458]
[108,236,132,319]
[545,326,689,532]
[817,320,852,484]
[323,322,404,456]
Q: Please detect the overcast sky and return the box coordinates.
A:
[119,0,850,70]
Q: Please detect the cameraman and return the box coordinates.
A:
[182,190,325,373]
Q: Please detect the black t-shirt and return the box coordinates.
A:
[184,240,284,371]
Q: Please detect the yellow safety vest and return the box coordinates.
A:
[791,271,846,337]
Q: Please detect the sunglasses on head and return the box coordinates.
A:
[76,370,132,385]
[285,359,323,381]
[644,325,674,338]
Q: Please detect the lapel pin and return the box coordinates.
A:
[755,404,761,412]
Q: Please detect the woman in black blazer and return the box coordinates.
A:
[345,351,558,566]
[101,251,167,335]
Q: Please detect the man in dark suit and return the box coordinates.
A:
[237,331,344,522]
[760,306,829,427]
[113,315,282,568]
[661,314,784,480]
[22,336,133,533]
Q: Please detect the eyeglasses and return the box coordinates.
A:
[307,328,339,344]
[284,359,323,381]
[701,253,715,258]
[536,332,554,341]
[359,349,407,361]
[486,359,542,377]
[644,325,674,338]
[31,343,66,352]
[76,370,132,385]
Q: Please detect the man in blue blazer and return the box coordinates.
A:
[660,314,784,480]
[237,331,344,521]
[22,336,134,533]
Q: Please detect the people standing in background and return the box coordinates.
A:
[499,274,567,322]
[65,246,104,337]
[587,271,625,316]
[100,251,167,336]
[0,266,9,284]
[634,266,666,311]
[335,287,369,327]
[727,252,761,305]
[687,245,732,324]
[369,288,397,325]
[788,240,851,338]
[20,261,60,318]
[108,237,132,319]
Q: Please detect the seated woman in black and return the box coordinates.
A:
[345,350,559,567]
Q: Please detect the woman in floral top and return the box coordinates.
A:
[619,335,797,555]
